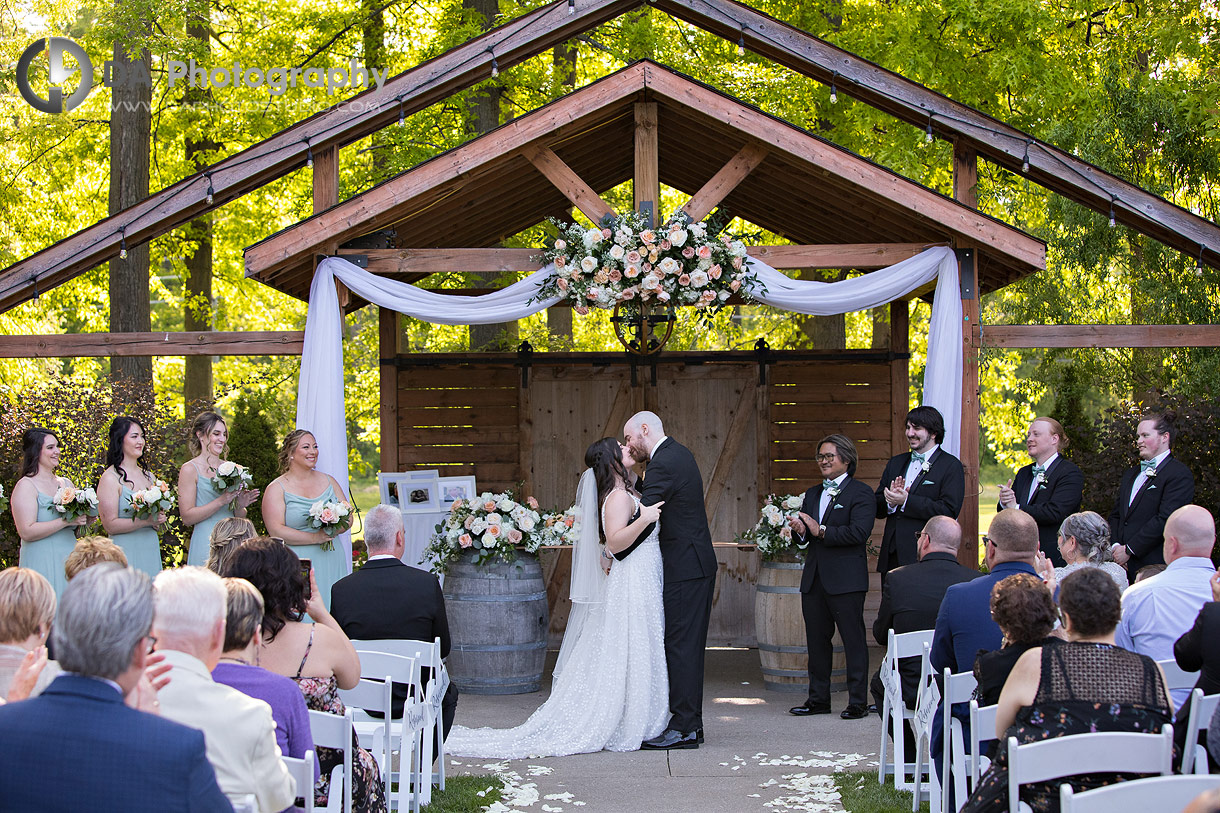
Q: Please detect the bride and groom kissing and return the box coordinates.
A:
[445,410,717,758]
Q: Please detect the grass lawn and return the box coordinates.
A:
[347,474,380,545]
[836,770,929,813]
[418,774,503,812]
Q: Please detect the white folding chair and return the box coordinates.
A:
[910,643,941,812]
[1183,689,1220,774]
[1007,726,1174,813]
[1156,658,1200,712]
[338,676,394,797]
[282,749,317,813]
[940,669,977,813]
[877,628,936,791]
[308,708,354,813]
[350,650,424,810]
[968,700,998,788]
[1060,774,1220,812]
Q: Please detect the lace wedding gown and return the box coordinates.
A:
[446,492,669,758]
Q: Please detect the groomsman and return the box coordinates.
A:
[1109,410,1195,581]
[875,406,965,576]
[787,435,876,720]
[997,417,1083,566]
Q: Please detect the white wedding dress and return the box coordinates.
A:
[446,492,669,758]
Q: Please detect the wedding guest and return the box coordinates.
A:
[0,564,233,811]
[962,567,1172,812]
[222,537,385,812]
[787,435,876,720]
[1109,410,1195,581]
[0,567,61,698]
[997,418,1082,567]
[262,430,351,609]
[875,406,965,576]
[64,536,128,581]
[2,646,49,703]
[1033,511,1127,593]
[1135,563,1167,583]
[206,517,257,574]
[98,416,165,577]
[972,573,1058,707]
[1115,504,1216,708]
[179,411,259,568]
[11,427,88,597]
[1172,571,1220,772]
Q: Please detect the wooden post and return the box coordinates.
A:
[954,144,981,569]
[889,300,909,457]
[634,102,659,221]
[379,309,399,474]
[313,144,349,308]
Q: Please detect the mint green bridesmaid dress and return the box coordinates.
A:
[18,492,78,598]
[186,474,233,567]
[111,485,163,576]
[282,484,346,609]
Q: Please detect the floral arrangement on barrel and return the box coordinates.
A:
[308,499,354,552]
[735,494,807,560]
[534,505,582,547]
[427,490,544,573]
[533,210,763,315]
[129,479,177,520]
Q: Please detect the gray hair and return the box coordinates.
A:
[626,410,664,437]
[152,567,227,646]
[53,563,153,680]
[363,504,404,553]
[1058,511,1112,564]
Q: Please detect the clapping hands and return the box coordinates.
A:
[883,476,908,508]
[998,478,1017,509]
[787,511,818,538]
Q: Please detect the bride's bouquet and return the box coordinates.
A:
[426,490,544,573]
[534,505,582,547]
[51,482,99,522]
[736,494,806,559]
[209,461,254,495]
[129,480,176,520]
[308,499,354,551]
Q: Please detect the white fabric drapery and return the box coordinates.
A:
[298,246,962,566]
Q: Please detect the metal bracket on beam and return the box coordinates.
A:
[754,337,770,385]
[955,248,976,300]
[517,340,534,387]
[638,201,654,229]
[341,254,368,268]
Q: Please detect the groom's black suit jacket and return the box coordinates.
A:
[875,448,965,574]
[1109,453,1195,578]
[625,437,716,582]
[996,456,1083,566]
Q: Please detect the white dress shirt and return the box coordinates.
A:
[647,434,669,460]
[819,473,848,519]
[889,445,939,514]
[1129,449,1170,506]
[1026,452,1059,504]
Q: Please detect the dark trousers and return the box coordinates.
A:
[801,579,868,706]
[663,572,715,733]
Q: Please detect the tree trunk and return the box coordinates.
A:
[547,40,578,347]
[870,306,890,349]
[798,270,846,349]
[108,39,153,386]
[362,0,390,185]
[183,13,217,409]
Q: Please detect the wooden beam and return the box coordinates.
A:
[681,142,769,222]
[313,145,349,308]
[981,324,1220,348]
[953,143,978,209]
[0,331,304,358]
[704,379,757,522]
[634,102,659,220]
[379,309,399,475]
[889,300,909,457]
[524,145,616,225]
[743,243,940,270]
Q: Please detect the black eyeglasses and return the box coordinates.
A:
[815,454,839,463]
[915,530,929,541]
[981,534,993,546]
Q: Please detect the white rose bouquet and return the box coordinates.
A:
[426,490,544,573]
[51,482,99,522]
[308,499,353,551]
[129,480,176,520]
[736,494,807,560]
[209,461,254,495]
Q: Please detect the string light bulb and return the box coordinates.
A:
[568,0,575,14]
[398,99,405,127]
[305,139,314,169]
[737,33,745,57]
[1109,198,1116,228]
[119,228,128,260]
[491,55,499,78]
[925,116,933,143]
[1021,140,1030,173]
[829,72,838,104]
[205,173,214,205]
[1198,245,1206,277]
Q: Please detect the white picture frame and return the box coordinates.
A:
[377,472,407,508]
[438,475,477,507]
[404,468,440,482]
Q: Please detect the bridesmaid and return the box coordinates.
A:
[11,428,88,598]
[98,416,165,576]
[178,410,259,567]
[263,430,351,609]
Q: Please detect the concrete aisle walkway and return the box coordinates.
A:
[444,649,882,812]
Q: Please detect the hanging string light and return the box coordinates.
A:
[829,71,838,104]
[925,114,933,143]
[1198,245,1206,277]
[205,172,214,205]
[1109,197,1116,228]
[568,0,575,14]
[491,55,499,78]
[737,29,745,57]
[398,99,405,127]
[119,226,128,260]
[1022,140,1030,174]
[305,138,314,169]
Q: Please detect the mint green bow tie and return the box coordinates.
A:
[911,452,926,465]
[1031,464,1046,478]
[1140,459,1158,475]
[823,480,840,491]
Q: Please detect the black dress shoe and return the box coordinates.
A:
[788,702,832,716]
[840,704,869,720]
[641,729,700,750]
[695,728,705,744]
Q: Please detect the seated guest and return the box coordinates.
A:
[207,517,257,574]
[1115,504,1216,708]
[153,567,295,813]
[331,504,457,736]
[0,564,233,812]
[972,573,1058,707]
[0,567,60,698]
[213,578,317,779]
[63,535,128,581]
[963,567,1172,812]
[997,417,1083,567]
[223,538,387,813]
[1135,563,1167,583]
[1035,511,1128,593]
[1172,571,1220,772]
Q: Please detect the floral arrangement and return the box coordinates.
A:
[735,494,807,560]
[210,461,254,495]
[129,480,176,520]
[52,482,99,522]
[308,499,353,551]
[426,491,544,572]
[533,210,762,315]
[534,505,582,547]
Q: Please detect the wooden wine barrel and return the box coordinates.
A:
[754,558,846,694]
[443,552,549,695]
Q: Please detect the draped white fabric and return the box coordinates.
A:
[298,247,962,569]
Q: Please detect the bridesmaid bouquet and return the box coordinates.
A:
[426,490,544,572]
[130,480,177,520]
[736,494,806,559]
[210,461,254,495]
[308,499,353,550]
[52,482,99,521]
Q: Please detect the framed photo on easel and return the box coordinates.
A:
[438,475,477,508]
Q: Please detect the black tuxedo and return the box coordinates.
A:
[636,436,717,734]
[1108,454,1195,580]
[796,476,875,707]
[330,557,457,734]
[1173,602,1220,771]
[998,456,1083,566]
[875,448,965,575]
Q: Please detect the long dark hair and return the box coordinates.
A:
[585,437,632,534]
[106,416,150,488]
[220,536,307,642]
[20,428,57,478]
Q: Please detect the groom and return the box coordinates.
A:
[623,411,718,750]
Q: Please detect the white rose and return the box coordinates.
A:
[497,498,515,512]
[641,274,660,291]
[580,256,597,273]
[730,240,747,257]
[783,495,803,510]
[689,270,709,288]
[470,518,488,535]
[609,244,625,261]
[670,229,688,247]
[481,531,498,546]
[690,223,706,239]
[657,257,680,275]
[583,227,603,248]
[217,461,237,476]
[486,512,502,525]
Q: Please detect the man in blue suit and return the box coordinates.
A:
[0,564,232,813]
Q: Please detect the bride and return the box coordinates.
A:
[445,437,669,758]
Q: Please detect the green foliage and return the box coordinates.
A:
[417,773,502,812]
[834,770,928,813]
[226,396,282,535]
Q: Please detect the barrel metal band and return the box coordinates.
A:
[757,642,808,654]
[762,562,805,569]
[756,585,801,594]
[446,591,549,602]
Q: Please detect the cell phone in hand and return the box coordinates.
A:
[299,558,312,596]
